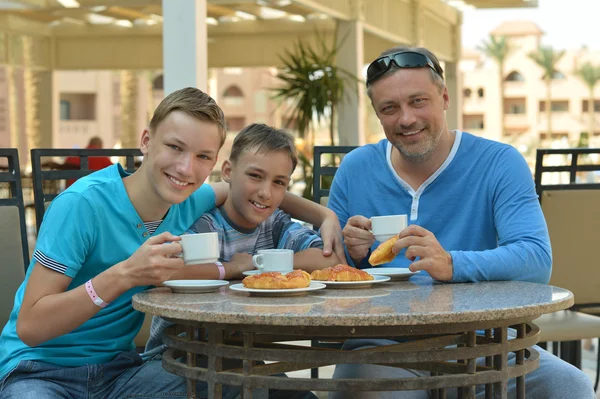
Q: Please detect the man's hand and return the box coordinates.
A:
[225,253,254,279]
[393,225,453,281]
[342,215,375,265]
[117,232,185,288]
[319,211,345,260]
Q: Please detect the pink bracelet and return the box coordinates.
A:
[85,279,109,308]
[215,261,226,280]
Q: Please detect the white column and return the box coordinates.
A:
[162,0,208,94]
[445,62,462,132]
[336,20,366,146]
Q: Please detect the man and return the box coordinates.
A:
[0,88,339,398]
[327,46,594,398]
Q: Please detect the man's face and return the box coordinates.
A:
[370,68,449,162]
[222,150,293,230]
[140,111,221,206]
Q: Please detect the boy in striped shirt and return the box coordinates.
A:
[145,123,341,355]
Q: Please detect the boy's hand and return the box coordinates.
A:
[319,211,345,260]
[225,253,254,279]
[117,232,185,288]
[342,215,374,265]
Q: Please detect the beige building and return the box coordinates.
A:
[461,20,600,157]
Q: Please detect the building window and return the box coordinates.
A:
[226,117,246,132]
[582,100,600,112]
[152,75,164,90]
[60,100,71,120]
[539,101,569,112]
[463,88,472,98]
[223,85,245,106]
[505,71,525,82]
[477,88,484,98]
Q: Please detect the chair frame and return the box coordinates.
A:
[312,146,357,204]
[534,147,600,387]
[534,147,600,198]
[31,148,142,232]
[0,149,30,269]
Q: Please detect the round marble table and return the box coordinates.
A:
[133,275,573,399]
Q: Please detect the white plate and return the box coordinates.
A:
[242,269,294,276]
[229,282,326,297]
[162,280,229,294]
[314,275,391,289]
[363,268,419,281]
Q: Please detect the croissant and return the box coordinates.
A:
[368,235,399,266]
[242,270,311,289]
[310,264,374,281]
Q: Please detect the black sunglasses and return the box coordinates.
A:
[366,51,442,86]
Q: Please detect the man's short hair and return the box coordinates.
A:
[366,45,445,98]
[149,87,227,148]
[229,123,298,173]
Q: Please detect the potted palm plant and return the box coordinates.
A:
[271,29,357,199]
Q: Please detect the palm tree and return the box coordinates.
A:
[575,62,600,138]
[478,34,511,137]
[528,46,566,138]
[271,30,357,198]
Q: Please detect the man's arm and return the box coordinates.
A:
[449,147,551,283]
[293,248,341,272]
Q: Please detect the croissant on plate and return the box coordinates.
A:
[242,270,311,289]
[368,235,399,266]
[310,264,374,281]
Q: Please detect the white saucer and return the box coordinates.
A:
[314,275,391,289]
[162,280,229,294]
[229,282,326,297]
[363,268,419,281]
[242,270,292,276]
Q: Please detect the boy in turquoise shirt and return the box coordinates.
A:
[0,89,340,399]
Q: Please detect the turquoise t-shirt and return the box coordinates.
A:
[0,164,216,379]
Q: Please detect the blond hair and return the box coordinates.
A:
[149,87,227,147]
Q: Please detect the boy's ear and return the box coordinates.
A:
[140,128,151,155]
[221,160,233,183]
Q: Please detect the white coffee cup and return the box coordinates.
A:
[180,232,220,265]
[252,249,294,273]
[371,215,408,242]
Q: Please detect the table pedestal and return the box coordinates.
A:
[161,319,540,399]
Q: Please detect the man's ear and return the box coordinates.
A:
[140,128,151,155]
[221,159,233,183]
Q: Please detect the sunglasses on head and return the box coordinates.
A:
[366,51,441,86]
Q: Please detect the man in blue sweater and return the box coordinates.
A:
[328,45,594,398]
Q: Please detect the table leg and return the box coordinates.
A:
[464,330,477,398]
[186,325,197,399]
[515,323,526,399]
[493,327,508,399]
[207,326,224,399]
[485,329,493,399]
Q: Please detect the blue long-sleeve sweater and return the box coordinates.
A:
[327,131,552,284]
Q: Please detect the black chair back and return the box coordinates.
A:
[31,148,142,232]
[534,148,600,198]
[0,149,29,268]
[312,146,357,205]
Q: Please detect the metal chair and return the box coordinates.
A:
[533,147,600,390]
[0,149,28,327]
[31,148,142,232]
[312,146,357,206]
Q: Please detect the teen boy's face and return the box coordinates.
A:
[141,111,221,205]
[222,150,293,230]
